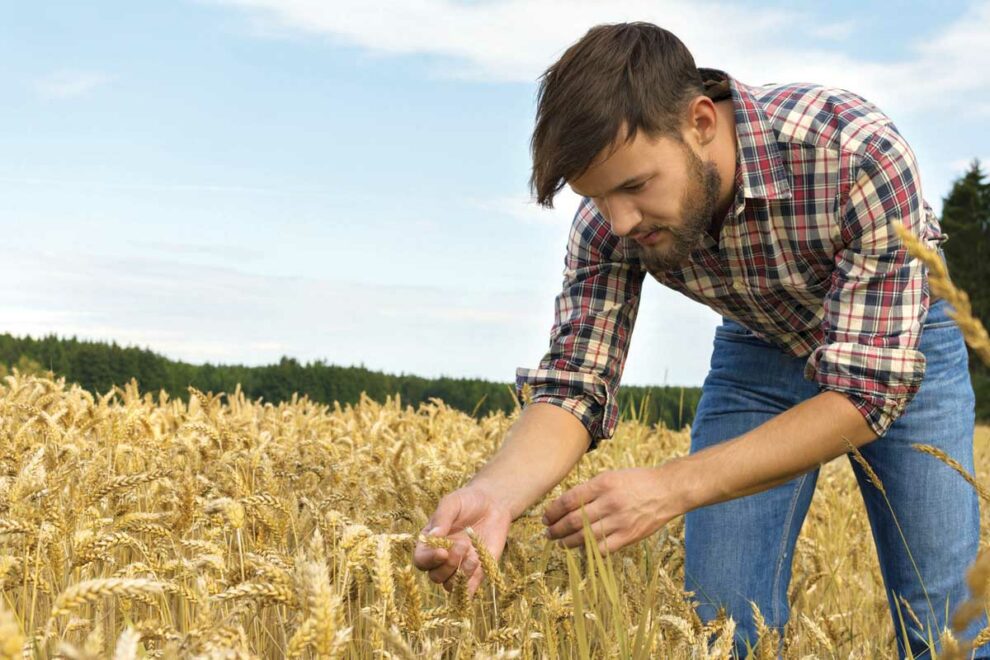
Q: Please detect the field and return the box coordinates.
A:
[1,370,989,659]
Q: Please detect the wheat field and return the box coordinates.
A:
[0,368,988,659]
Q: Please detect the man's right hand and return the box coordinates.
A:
[412,485,512,597]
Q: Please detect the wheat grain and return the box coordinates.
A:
[842,436,887,496]
[464,526,506,595]
[212,581,295,607]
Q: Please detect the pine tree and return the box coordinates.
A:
[940,159,989,333]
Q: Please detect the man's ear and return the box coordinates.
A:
[685,95,717,147]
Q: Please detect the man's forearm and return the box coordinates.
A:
[468,402,591,520]
[676,390,879,513]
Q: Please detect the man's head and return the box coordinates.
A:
[530,22,728,270]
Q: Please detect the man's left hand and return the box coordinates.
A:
[542,464,686,555]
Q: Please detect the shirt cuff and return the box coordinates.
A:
[514,367,615,452]
[803,342,926,437]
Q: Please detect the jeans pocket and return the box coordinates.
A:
[924,298,958,330]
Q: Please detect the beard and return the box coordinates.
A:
[639,142,722,272]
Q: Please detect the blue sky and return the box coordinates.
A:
[2,1,988,388]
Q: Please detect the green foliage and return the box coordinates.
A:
[973,370,990,424]
[940,159,990,379]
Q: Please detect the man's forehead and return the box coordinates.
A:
[569,167,645,198]
[569,133,675,197]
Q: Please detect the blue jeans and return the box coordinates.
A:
[683,296,988,659]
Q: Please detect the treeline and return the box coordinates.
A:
[0,333,702,431]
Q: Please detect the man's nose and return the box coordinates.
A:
[602,197,641,237]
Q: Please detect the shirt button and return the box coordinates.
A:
[731,279,745,292]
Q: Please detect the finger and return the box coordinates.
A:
[596,531,627,557]
[440,546,478,592]
[429,562,457,585]
[557,514,615,550]
[412,544,448,571]
[543,481,598,526]
[425,495,463,538]
[546,499,605,541]
[444,536,471,570]
[442,564,472,592]
[459,551,479,578]
[426,537,471,587]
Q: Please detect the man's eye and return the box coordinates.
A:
[624,182,645,192]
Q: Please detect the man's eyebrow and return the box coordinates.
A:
[571,173,651,198]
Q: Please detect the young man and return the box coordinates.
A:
[412,22,986,658]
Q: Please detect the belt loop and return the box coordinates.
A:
[930,247,949,303]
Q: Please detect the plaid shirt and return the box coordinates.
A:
[515,67,948,452]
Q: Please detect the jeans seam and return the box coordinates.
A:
[772,473,807,627]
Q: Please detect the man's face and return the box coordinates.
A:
[568,125,723,271]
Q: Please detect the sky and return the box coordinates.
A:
[1,1,988,388]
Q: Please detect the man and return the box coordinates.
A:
[412,22,986,659]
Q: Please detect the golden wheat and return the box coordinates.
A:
[0,368,986,657]
[465,526,507,594]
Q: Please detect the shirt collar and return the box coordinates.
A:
[700,67,792,202]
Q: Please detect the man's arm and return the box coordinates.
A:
[515,196,646,451]
[490,196,644,511]
[674,390,876,512]
[468,402,591,520]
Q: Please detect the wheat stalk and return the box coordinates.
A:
[911,443,990,503]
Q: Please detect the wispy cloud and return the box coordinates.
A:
[467,187,583,227]
[0,175,323,196]
[808,19,857,41]
[33,70,112,99]
[949,156,990,173]
[208,0,990,117]
[207,0,799,82]
[128,240,265,262]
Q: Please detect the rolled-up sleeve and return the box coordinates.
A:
[515,197,645,452]
[803,122,937,438]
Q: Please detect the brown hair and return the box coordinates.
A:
[529,22,705,208]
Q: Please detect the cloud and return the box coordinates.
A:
[128,240,265,262]
[208,0,990,118]
[0,175,321,196]
[948,156,990,174]
[808,19,857,41]
[467,187,583,227]
[207,0,800,82]
[34,70,112,99]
